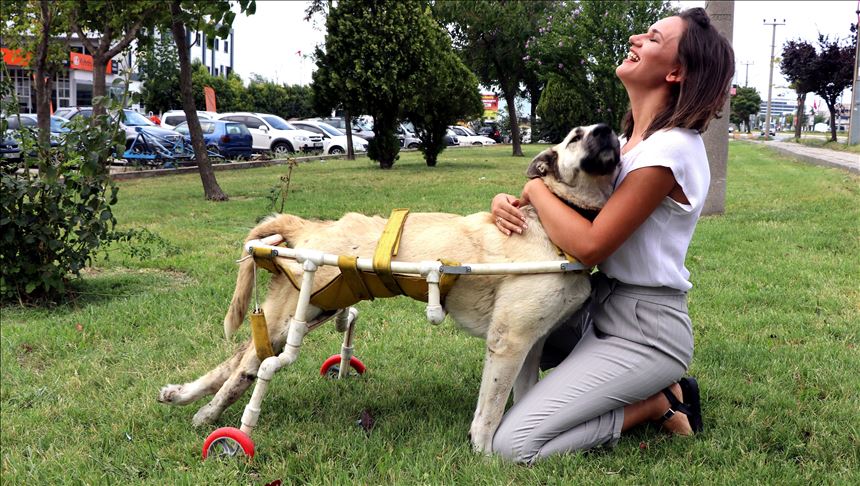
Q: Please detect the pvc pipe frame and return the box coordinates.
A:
[239,234,588,436]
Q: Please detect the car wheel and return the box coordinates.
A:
[329,146,345,155]
[472,142,482,146]
[407,143,419,149]
[271,142,294,157]
[206,144,222,156]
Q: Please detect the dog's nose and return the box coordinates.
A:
[592,124,611,138]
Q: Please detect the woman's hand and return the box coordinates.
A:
[491,193,528,235]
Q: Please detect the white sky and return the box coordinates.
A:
[231,1,857,109]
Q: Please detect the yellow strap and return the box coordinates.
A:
[337,255,372,301]
[252,246,281,275]
[250,310,275,360]
[554,244,580,264]
[372,208,409,295]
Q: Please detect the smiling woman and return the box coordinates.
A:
[491,7,735,463]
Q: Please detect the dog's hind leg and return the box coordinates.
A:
[512,334,547,404]
[158,342,250,406]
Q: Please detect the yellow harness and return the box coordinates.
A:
[252,209,461,312]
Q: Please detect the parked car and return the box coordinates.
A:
[478,123,503,143]
[215,112,323,155]
[60,107,183,148]
[448,125,496,145]
[291,120,368,155]
[395,123,422,149]
[173,120,253,159]
[318,117,376,141]
[0,131,21,164]
[444,128,460,146]
[160,110,217,130]
[10,114,71,135]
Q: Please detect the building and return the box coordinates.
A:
[188,29,234,78]
[2,41,142,114]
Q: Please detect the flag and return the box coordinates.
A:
[204,86,217,113]
[296,50,302,56]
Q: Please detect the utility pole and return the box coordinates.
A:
[763,18,785,141]
[740,61,753,87]
[847,2,860,145]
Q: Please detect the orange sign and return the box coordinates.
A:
[69,52,112,74]
[2,47,31,67]
[482,94,499,121]
[204,86,217,112]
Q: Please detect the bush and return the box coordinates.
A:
[0,80,126,303]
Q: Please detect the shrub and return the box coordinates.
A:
[0,80,126,303]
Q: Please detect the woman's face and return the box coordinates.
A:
[616,16,685,89]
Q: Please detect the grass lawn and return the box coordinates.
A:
[2,142,858,484]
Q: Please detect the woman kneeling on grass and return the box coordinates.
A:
[490,8,734,463]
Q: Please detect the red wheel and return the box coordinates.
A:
[319,354,366,378]
[202,427,255,459]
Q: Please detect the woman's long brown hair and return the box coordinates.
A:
[623,8,735,140]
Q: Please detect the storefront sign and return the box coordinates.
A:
[69,52,112,74]
[482,94,499,121]
[2,47,31,67]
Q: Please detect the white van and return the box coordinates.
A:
[215,112,324,155]
[161,110,217,130]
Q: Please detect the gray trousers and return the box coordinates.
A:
[492,274,694,463]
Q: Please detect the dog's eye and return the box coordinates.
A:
[571,134,582,143]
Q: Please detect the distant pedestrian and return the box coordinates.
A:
[148,111,161,126]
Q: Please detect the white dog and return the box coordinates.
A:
[159,124,620,453]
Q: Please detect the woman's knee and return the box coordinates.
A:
[491,421,535,463]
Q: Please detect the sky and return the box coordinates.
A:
[231,1,858,110]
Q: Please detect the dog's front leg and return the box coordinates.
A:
[470,329,533,454]
[512,334,546,404]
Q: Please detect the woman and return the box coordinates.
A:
[490,8,734,463]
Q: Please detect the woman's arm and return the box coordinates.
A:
[520,166,677,266]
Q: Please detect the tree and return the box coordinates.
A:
[138,30,180,115]
[314,0,438,169]
[404,25,483,167]
[434,0,553,157]
[526,1,675,140]
[4,0,67,146]
[730,86,762,133]
[781,40,818,139]
[67,0,165,117]
[809,35,854,141]
[164,0,255,201]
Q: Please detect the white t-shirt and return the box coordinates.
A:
[599,128,710,291]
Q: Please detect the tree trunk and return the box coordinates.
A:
[34,0,53,149]
[345,108,355,160]
[794,92,806,140]
[91,55,108,117]
[827,104,838,142]
[171,0,227,201]
[503,90,523,157]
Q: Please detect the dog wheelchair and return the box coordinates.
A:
[202,215,589,460]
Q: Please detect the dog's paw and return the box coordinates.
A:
[192,404,220,427]
[158,384,185,405]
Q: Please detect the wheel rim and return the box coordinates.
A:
[207,437,246,458]
[330,147,344,154]
[273,144,291,155]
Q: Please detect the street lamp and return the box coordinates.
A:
[763,18,785,141]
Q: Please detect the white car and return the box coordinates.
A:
[160,110,217,130]
[448,125,497,145]
[215,112,323,156]
[291,120,368,155]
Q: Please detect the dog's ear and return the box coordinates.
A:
[526,149,557,179]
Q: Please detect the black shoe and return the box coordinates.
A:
[658,377,703,433]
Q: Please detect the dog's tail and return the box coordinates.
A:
[223,214,308,340]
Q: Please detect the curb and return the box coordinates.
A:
[109,153,365,180]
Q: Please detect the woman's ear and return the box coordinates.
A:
[666,66,683,84]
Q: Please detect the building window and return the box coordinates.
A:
[7,68,33,113]
[224,41,229,53]
[214,39,219,50]
[54,71,71,108]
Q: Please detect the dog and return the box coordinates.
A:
[158,124,620,453]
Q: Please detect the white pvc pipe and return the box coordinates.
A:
[246,240,586,276]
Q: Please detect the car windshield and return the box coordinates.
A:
[461,127,477,136]
[262,115,294,130]
[316,123,343,137]
[50,117,68,131]
[121,110,154,126]
[174,123,189,135]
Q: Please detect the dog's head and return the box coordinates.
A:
[526,124,620,212]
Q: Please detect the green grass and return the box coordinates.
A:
[2,142,858,484]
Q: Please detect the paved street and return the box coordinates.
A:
[759,139,859,174]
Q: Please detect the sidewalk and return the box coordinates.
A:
[758,139,858,175]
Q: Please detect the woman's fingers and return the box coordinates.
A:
[491,193,528,235]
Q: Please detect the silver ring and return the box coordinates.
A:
[496,217,502,225]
